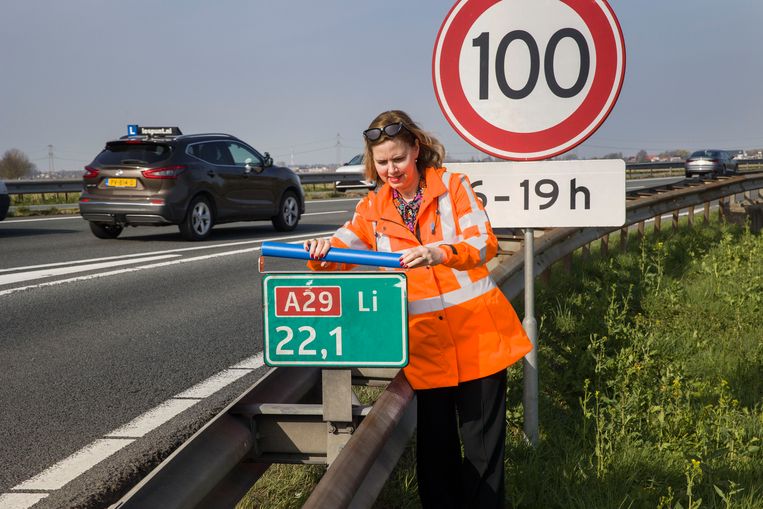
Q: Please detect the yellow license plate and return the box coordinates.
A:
[107,178,137,187]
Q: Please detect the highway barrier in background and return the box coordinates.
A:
[111,172,763,509]
[5,160,763,199]
[3,173,371,197]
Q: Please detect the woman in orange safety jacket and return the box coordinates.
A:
[304,110,532,509]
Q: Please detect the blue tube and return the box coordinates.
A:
[262,241,403,268]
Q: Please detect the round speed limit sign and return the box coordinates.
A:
[433,0,626,160]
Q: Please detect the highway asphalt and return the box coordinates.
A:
[0,198,358,508]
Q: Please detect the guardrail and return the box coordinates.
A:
[6,160,763,197]
[5,178,82,195]
[492,174,763,301]
[113,367,322,508]
[624,159,763,177]
[3,173,366,196]
[110,172,763,508]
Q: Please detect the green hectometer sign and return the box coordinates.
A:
[262,273,408,367]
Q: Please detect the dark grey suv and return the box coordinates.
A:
[79,128,304,240]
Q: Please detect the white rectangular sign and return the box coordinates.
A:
[448,160,626,228]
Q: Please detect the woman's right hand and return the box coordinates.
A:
[304,237,332,261]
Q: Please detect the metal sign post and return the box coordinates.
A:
[522,229,539,445]
[433,0,626,445]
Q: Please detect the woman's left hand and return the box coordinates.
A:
[399,245,444,269]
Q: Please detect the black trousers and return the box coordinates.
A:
[416,369,507,509]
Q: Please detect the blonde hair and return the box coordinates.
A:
[362,110,445,184]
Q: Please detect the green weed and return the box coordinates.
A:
[11,192,79,206]
[510,219,763,508]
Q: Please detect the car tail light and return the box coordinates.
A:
[142,165,187,179]
[83,166,100,179]
[80,198,90,202]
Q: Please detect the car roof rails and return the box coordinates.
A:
[177,133,236,140]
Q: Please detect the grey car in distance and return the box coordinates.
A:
[684,149,738,179]
[79,128,305,240]
[334,154,376,192]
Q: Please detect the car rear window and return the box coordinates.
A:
[94,142,172,165]
[347,154,364,165]
[690,150,721,158]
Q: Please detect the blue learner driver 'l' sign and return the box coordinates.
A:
[262,273,408,367]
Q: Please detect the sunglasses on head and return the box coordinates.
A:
[362,122,410,142]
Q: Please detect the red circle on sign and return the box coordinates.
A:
[433,0,626,160]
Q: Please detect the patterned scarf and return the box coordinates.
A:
[392,177,426,232]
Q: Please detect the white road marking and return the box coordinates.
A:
[0,493,48,509]
[3,353,266,501]
[0,248,259,297]
[1,216,82,223]
[231,351,264,369]
[304,210,348,216]
[0,254,180,286]
[0,229,341,274]
[105,399,199,439]
[0,204,355,224]
[12,439,135,491]
[645,205,713,222]
[174,369,253,399]
[305,198,362,204]
[0,230,336,297]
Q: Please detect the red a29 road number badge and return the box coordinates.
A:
[274,286,341,317]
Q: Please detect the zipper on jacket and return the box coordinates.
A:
[379,216,421,244]
[379,199,440,246]
[415,199,440,244]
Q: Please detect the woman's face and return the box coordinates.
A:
[371,138,420,198]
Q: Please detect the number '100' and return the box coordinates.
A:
[472,28,590,100]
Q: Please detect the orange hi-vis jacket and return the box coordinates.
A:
[308,166,532,390]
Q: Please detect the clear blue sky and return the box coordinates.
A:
[1,0,761,170]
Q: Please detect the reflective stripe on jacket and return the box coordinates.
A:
[308,167,532,389]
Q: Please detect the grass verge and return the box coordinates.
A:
[501,218,763,508]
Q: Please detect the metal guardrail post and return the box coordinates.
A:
[323,369,354,465]
[303,370,415,509]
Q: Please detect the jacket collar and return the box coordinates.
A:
[371,167,447,223]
